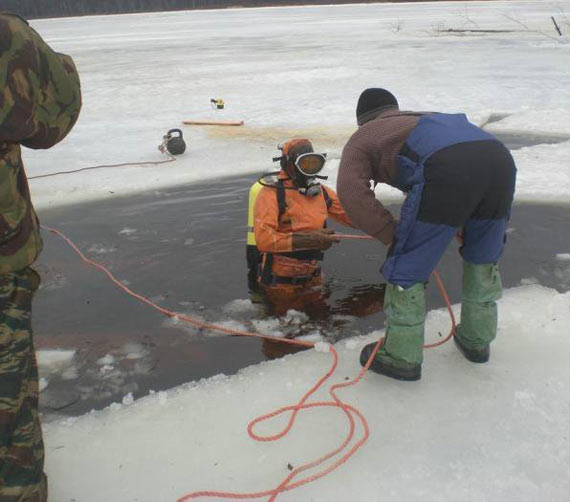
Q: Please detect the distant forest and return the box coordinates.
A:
[1,0,475,20]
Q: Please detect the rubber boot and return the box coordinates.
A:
[455,261,502,363]
[360,282,425,381]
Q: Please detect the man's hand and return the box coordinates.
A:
[292,228,340,251]
[455,227,464,246]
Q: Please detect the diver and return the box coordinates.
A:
[247,139,353,316]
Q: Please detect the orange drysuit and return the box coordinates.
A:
[253,173,351,313]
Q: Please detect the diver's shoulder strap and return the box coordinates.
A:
[276,179,287,219]
[321,186,332,209]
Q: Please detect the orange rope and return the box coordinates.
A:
[41,225,455,501]
[333,232,377,240]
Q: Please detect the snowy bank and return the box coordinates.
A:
[44,284,570,502]
[22,1,570,210]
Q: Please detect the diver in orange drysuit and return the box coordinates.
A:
[252,139,352,316]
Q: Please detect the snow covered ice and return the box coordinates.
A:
[19,1,570,501]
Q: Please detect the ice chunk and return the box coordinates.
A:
[97,354,115,365]
[37,349,76,379]
[123,342,147,360]
[122,393,134,406]
[283,309,309,325]
[223,298,258,314]
[87,244,117,254]
[215,320,248,334]
[39,377,49,392]
[314,342,330,353]
[297,331,323,343]
[252,318,282,336]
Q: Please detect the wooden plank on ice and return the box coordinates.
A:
[182,119,244,126]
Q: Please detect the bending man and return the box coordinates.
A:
[337,88,516,381]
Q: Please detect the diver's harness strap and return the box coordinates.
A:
[259,251,322,286]
[273,177,332,218]
[259,250,324,286]
[265,268,322,286]
[277,178,287,218]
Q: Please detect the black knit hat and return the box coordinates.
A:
[356,88,399,126]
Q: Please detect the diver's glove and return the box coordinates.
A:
[292,229,340,251]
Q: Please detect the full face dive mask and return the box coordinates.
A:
[273,141,328,197]
[292,152,328,196]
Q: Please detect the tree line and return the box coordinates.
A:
[1,0,459,19]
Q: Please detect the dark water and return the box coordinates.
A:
[34,135,570,418]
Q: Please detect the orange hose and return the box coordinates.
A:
[41,225,455,501]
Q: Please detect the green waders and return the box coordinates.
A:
[376,282,426,368]
[456,261,503,349]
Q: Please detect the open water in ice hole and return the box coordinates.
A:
[34,133,570,418]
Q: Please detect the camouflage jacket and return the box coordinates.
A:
[0,12,81,273]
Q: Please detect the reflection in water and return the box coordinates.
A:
[250,276,386,360]
[332,283,386,318]
[261,339,309,361]
[251,279,385,321]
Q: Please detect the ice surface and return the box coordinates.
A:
[23,0,570,210]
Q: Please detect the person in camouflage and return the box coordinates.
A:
[0,12,81,501]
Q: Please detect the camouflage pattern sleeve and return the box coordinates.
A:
[0,12,81,273]
[0,12,82,149]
